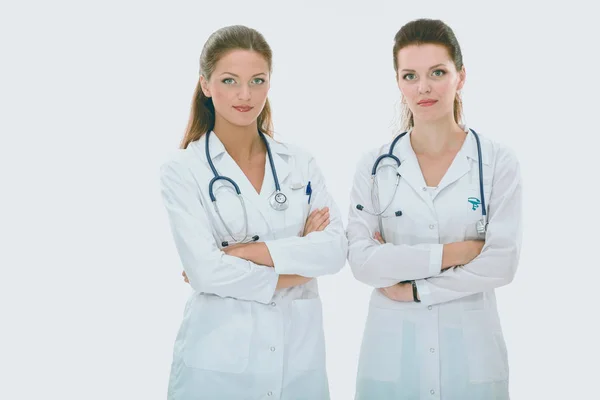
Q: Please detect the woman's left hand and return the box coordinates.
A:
[379,282,413,302]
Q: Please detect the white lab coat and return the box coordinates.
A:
[160,132,347,400]
[347,127,522,399]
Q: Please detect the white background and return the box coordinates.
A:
[1,1,598,399]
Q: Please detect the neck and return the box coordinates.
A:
[212,116,264,162]
[410,115,465,156]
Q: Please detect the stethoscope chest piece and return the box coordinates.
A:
[269,191,288,211]
[476,218,488,234]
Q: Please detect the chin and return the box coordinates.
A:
[414,111,447,123]
[221,109,256,124]
[229,116,259,129]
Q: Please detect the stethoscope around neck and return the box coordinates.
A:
[356,128,488,236]
[205,130,288,247]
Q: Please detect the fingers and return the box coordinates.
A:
[182,271,189,283]
[378,287,392,300]
[312,208,330,232]
[302,210,319,236]
[304,208,324,228]
[305,209,319,225]
[315,215,330,232]
[378,285,398,301]
[303,207,330,236]
[374,231,385,244]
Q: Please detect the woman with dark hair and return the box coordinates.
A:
[160,25,347,399]
[347,18,523,399]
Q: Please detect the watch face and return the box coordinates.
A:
[275,193,286,204]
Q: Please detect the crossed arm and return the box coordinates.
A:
[180,208,332,290]
[346,148,523,306]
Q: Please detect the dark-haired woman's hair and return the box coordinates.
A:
[393,19,464,130]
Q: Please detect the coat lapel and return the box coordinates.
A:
[394,131,436,214]
[196,132,294,236]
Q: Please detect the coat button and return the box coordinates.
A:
[422,187,427,191]
[267,391,273,396]
[430,347,435,353]
[270,346,276,352]
[428,305,432,310]
[429,224,435,229]
[430,389,435,395]
[271,302,276,307]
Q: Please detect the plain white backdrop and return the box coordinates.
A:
[1,1,598,399]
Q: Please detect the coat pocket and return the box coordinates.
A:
[357,307,404,382]
[287,297,326,371]
[462,309,509,383]
[182,296,252,373]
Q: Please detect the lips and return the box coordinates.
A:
[417,99,437,106]
[233,105,253,112]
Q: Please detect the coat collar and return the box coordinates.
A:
[189,131,292,199]
[390,124,490,209]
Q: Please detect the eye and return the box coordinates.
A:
[222,78,235,84]
[403,73,416,81]
[432,69,446,77]
[252,77,266,84]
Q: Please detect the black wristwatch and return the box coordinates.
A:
[410,280,420,303]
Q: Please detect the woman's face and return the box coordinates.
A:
[201,49,270,129]
[396,43,465,124]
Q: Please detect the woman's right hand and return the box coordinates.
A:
[302,207,330,236]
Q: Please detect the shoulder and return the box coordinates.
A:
[472,131,521,183]
[353,141,395,175]
[476,131,520,170]
[159,142,203,181]
[269,137,318,171]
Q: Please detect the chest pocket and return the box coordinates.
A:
[182,295,252,373]
[463,172,493,241]
[269,158,310,239]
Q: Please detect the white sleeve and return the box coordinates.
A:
[415,147,523,306]
[347,152,444,288]
[160,159,279,304]
[264,155,347,277]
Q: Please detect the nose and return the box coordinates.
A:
[238,84,251,101]
[418,80,431,94]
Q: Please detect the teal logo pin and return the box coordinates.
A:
[468,197,481,211]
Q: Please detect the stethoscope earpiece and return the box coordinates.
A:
[221,235,260,248]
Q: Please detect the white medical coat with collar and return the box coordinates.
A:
[160,132,347,400]
[347,129,522,399]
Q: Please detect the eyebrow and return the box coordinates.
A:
[219,72,267,77]
[400,63,447,72]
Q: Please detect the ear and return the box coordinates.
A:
[200,75,211,97]
[457,66,466,91]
